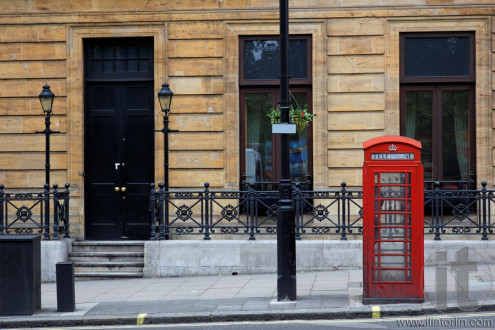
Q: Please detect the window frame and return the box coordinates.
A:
[239,87,313,183]
[399,32,475,84]
[400,85,476,181]
[239,35,313,184]
[399,31,476,182]
[239,35,312,86]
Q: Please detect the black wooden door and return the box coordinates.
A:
[84,82,154,240]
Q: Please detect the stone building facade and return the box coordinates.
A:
[0,0,493,240]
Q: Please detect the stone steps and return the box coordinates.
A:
[70,241,145,280]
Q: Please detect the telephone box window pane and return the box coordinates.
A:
[381,255,406,268]
[380,186,406,198]
[442,90,470,180]
[381,214,405,225]
[381,200,405,212]
[381,270,406,282]
[380,173,405,184]
[381,241,404,253]
[404,37,470,77]
[244,40,307,80]
[404,91,433,180]
[381,227,405,239]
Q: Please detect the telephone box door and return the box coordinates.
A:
[363,136,424,304]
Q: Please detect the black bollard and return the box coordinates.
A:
[56,261,75,312]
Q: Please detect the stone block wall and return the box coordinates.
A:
[0,1,493,238]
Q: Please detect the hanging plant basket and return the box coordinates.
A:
[267,103,315,134]
[293,119,309,134]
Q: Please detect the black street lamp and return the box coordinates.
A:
[37,84,58,189]
[155,83,178,239]
[277,0,297,301]
[156,83,177,191]
[37,84,58,240]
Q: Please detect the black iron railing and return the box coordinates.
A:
[150,181,495,241]
[0,183,71,240]
[150,182,362,240]
[424,181,493,240]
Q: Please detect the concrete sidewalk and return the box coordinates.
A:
[1,266,495,328]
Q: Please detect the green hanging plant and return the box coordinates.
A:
[267,105,315,133]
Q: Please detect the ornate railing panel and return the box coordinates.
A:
[150,182,363,240]
[295,183,363,240]
[424,181,493,240]
[151,180,495,241]
[0,183,71,240]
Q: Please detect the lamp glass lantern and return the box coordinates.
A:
[157,83,173,116]
[39,84,55,115]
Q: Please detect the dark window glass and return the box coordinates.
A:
[404,91,433,180]
[441,90,470,180]
[86,38,153,78]
[404,37,470,77]
[400,32,475,183]
[243,39,307,80]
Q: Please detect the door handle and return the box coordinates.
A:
[115,163,121,170]
[121,187,127,192]
[115,187,120,192]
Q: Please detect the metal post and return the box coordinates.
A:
[155,113,178,240]
[44,112,51,187]
[36,105,59,240]
[277,0,296,301]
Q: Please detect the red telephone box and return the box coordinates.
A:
[362,136,424,304]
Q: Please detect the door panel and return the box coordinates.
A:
[121,85,154,239]
[85,83,154,240]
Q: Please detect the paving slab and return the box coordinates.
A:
[1,267,495,328]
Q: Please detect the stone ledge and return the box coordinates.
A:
[143,240,495,278]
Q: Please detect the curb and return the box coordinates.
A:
[2,303,495,328]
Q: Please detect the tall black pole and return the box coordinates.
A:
[277,0,296,301]
[155,112,178,240]
[37,110,58,240]
[163,114,171,192]
[44,113,53,187]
